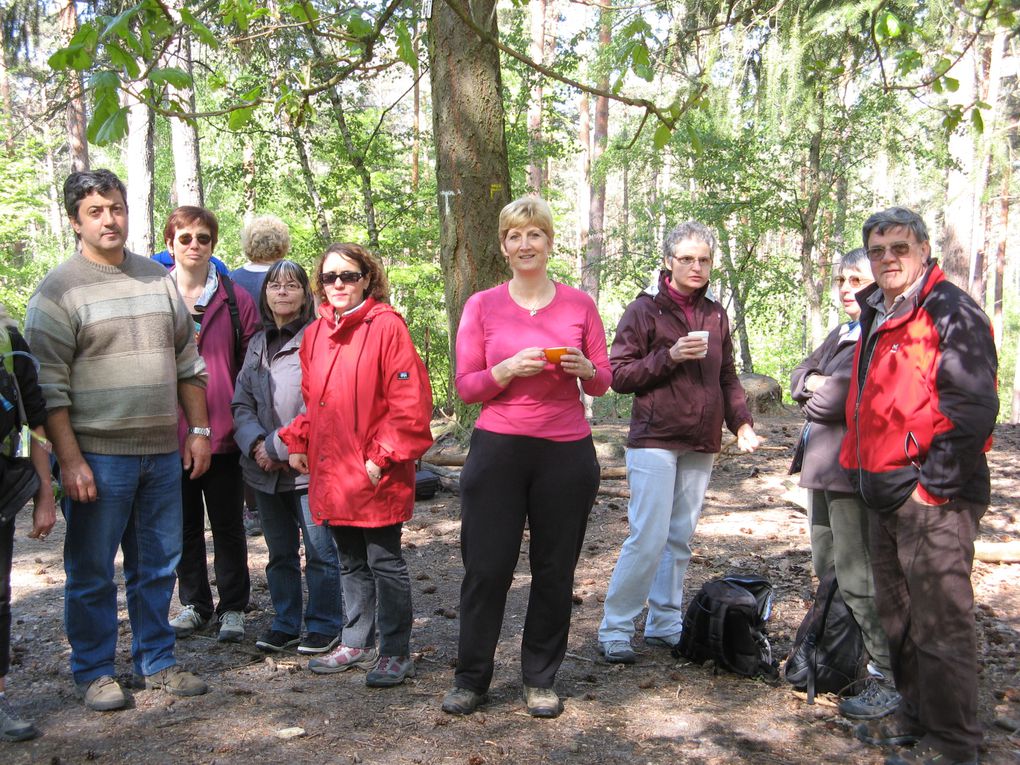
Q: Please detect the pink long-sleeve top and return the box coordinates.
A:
[455,281,611,441]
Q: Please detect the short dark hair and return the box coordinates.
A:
[259,259,314,325]
[861,207,929,248]
[163,206,220,250]
[63,169,128,219]
[314,243,389,303]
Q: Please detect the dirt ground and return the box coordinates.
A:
[4,413,1019,765]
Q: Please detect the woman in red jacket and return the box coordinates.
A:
[281,243,433,688]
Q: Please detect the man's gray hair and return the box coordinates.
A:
[663,221,716,262]
[861,207,929,248]
[839,247,869,273]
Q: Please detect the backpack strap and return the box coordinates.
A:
[0,326,30,457]
[707,597,730,669]
[220,274,243,370]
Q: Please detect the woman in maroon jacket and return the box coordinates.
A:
[281,243,433,688]
[165,206,260,645]
[598,221,758,664]
[790,247,897,720]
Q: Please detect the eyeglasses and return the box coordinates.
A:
[177,233,212,246]
[866,242,912,261]
[267,282,302,293]
[832,275,871,288]
[321,270,365,286]
[671,256,712,269]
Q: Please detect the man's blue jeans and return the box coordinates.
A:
[255,489,343,637]
[63,452,182,684]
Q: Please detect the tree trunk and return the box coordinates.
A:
[993,163,1009,356]
[0,18,12,152]
[719,227,753,373]
[60,0,89,172]
[525,0,546,192]
[39,86,67,247]
[799,122,826,348]
[291,125,332,243]
[242,135,256,225]
[428,0,512,410]
[542,0,558,186]
[166,29,203,206]
[577,91,590,257]
[302,30,379,250]
[582,11,610,303]
[125,92,155,256]
[412,18,421,193]
[940,41,978,290]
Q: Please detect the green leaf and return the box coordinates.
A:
[685,123,703,154]
[150,67,193,89]
[95,107,129,145]
[347,13,373,38]
[228,105,256,130]
[653,122,672,149]
[208,73,228,91]
[884,12,901,38]
[933,56,952,76]
[100,8,138,41]
[395,21,417,72]
[241,84,263,101]
[971,108,984,133]
[107,43,140,78]
[943,76,959,92]
[89,71,121,90]
[180,9,219,50]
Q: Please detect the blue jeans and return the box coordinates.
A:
[256,489,343,636]
[63,452,182,684]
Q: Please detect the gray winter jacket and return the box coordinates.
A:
[789,322,858,493]
[231,322,309,494]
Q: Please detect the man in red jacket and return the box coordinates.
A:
[842,208,998,765]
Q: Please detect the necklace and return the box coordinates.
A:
[513,281,553,317]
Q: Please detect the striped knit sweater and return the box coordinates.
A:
[25,250,207,455]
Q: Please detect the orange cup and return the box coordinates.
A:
[544,347,569,364]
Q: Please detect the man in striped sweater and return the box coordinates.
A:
[25,170,213,712]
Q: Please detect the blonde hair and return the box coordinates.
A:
[498,196,555,244]
[241,215,291,264]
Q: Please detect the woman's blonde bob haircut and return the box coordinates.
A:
[314,243,389,303]
[498,196,555,244]
[241,215,291,264]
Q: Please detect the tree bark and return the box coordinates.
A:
[994,163,1009,357]
[39,85,67,247]
[60,0,89,172]
[582,11,610,303]
[412,17,421,193]
[798,119,826,349]
[0,17,12,153]
[940,41,978,290]
[526,0,546,192]
[577,91,590,257]
[719,227,754,373]
[166,29,203,206]
[428,0,512,407]
[242,134,256,226]
[125,91,155,256]
[291,125,332,243]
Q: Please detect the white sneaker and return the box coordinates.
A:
[218,610,244,643]
[170,605,208,638]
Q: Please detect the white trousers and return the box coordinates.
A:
[599,448,714,643]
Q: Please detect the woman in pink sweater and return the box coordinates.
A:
[441,196,611,719]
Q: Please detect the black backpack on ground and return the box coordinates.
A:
[784,568,868,703]
[674,574,779,679]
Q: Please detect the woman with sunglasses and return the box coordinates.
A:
[231,260,344,656]
[441,196,611,719]
[164,207,260,645]
[280,243,432,688]
[790,247,897,719]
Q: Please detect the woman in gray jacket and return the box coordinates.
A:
[790,247,896,719]
[232,260,343,655]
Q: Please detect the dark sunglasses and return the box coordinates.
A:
[321,270,365,286]
[177,233,212,246]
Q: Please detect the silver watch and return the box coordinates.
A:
[188,426,212,438]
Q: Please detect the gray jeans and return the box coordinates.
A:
[809,489,893,678]
[330,523,412,656]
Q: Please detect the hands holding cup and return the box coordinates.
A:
[545,346,596,380]
[669,330,709,362]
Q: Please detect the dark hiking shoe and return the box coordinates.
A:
[839,678,901,720]
[884,744,978,765]
[256,630,300,653]
[0,696,38,741]
[855,718,924,747]
[297,632,341,655]
[441,687,488,715]
[523,685,563,718]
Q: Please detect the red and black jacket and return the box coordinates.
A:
[839,261,998,512]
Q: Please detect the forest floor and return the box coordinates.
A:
[4,413,1019,765]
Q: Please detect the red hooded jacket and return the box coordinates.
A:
[279,298,433,527]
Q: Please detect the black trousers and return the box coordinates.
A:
[0,516,13,677]
[178,452,250,618]
[454,429,600,693]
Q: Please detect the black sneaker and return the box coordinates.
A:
[297,632,341,655]
[255,630,300,653]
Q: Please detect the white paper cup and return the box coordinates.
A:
[688,330,709,357]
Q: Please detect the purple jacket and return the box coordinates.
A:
[177,276,260,454]
[610,271,752,453]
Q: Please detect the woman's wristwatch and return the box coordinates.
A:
[188,426,212,438]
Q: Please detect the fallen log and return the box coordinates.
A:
[974,541,1020,563]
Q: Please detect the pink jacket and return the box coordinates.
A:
[177,276,260,454]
